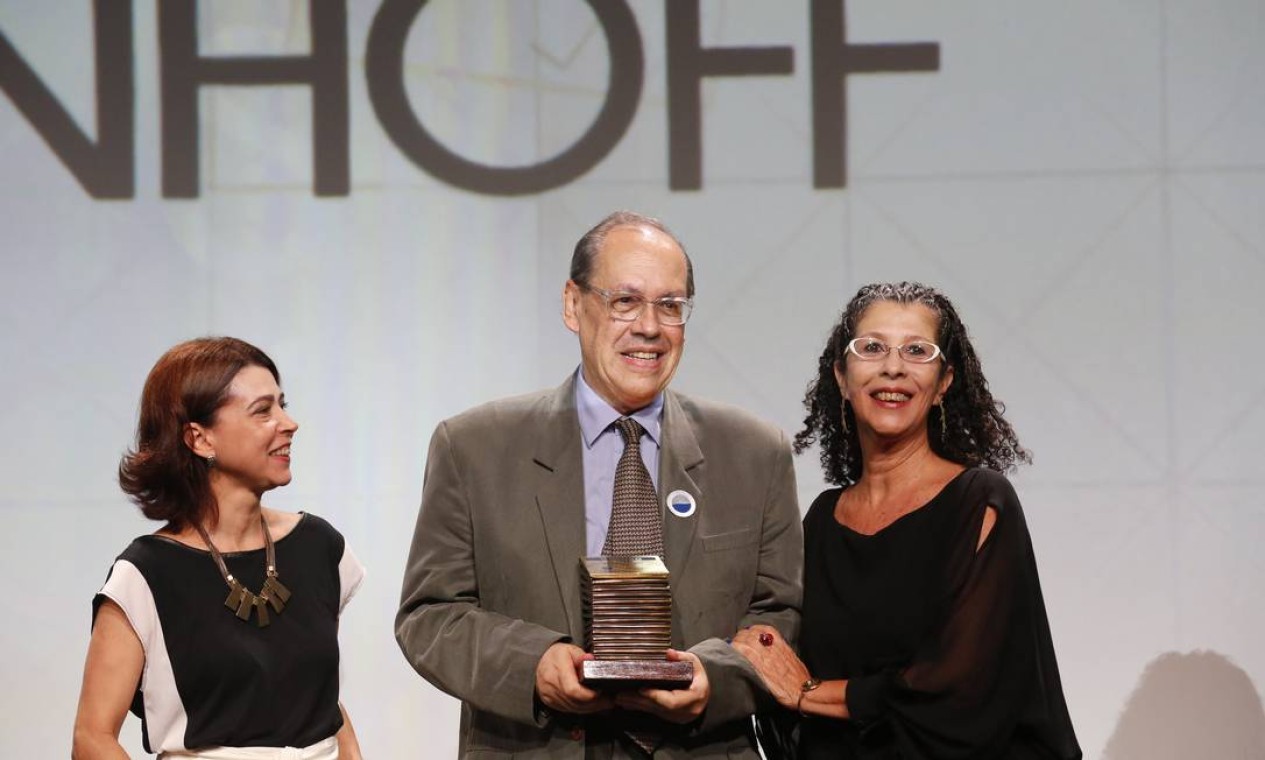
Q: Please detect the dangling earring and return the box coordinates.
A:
[206,455,217,468]
[938,402,947,441]
[841,400,849,434]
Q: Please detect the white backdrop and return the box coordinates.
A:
[3,1,1263,757]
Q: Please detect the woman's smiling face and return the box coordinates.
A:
[835,301,952,444]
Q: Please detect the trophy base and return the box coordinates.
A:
[581,659,695,690]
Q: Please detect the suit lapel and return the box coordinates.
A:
[659,390,705,578]
[532,377,587,640]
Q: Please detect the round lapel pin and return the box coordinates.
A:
[666,490,697,518]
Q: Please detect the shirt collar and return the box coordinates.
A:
[575,368,664,449]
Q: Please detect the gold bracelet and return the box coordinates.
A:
[798,677,821,716]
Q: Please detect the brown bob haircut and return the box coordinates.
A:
[118,337,280,531]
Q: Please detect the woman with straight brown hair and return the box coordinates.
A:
[72,337,364,759]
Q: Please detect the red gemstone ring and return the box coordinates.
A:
[758,632,774,647]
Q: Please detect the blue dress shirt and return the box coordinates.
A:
[574,369,664,557]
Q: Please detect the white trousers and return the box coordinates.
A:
[160,735,338,759]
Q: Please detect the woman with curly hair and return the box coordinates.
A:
[72,337,364,759]
[735,283,1080,759]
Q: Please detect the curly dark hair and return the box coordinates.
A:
[118,337,280,531]
[795,282,1030,484]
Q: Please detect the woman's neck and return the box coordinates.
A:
[857,432,937,486]
[840,433,960,528]
[203,480,266,551]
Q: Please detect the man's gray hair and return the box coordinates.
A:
[570,210,695,297]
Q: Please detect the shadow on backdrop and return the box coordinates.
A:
[1103,650,1265,759]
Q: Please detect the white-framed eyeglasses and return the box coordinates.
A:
[846,337,942,364]
[582,284,693,326]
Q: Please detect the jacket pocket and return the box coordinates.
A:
[701,527,757,552]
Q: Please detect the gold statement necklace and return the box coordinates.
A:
[195,515,292,628]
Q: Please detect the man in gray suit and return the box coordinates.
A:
[396,211,802,758]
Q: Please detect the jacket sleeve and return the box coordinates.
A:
[691,431,803,733]
[394,421,566,727]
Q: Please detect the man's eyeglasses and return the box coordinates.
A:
[582,284,693,326]
[846,337,943,364]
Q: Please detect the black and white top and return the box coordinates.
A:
[94,513,365,754]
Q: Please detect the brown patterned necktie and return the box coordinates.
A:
[602,418,667,756]
[603,417,664,558]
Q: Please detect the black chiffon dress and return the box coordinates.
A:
[798,468,1081,760]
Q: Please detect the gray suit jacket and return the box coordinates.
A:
[396,376,802,758]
